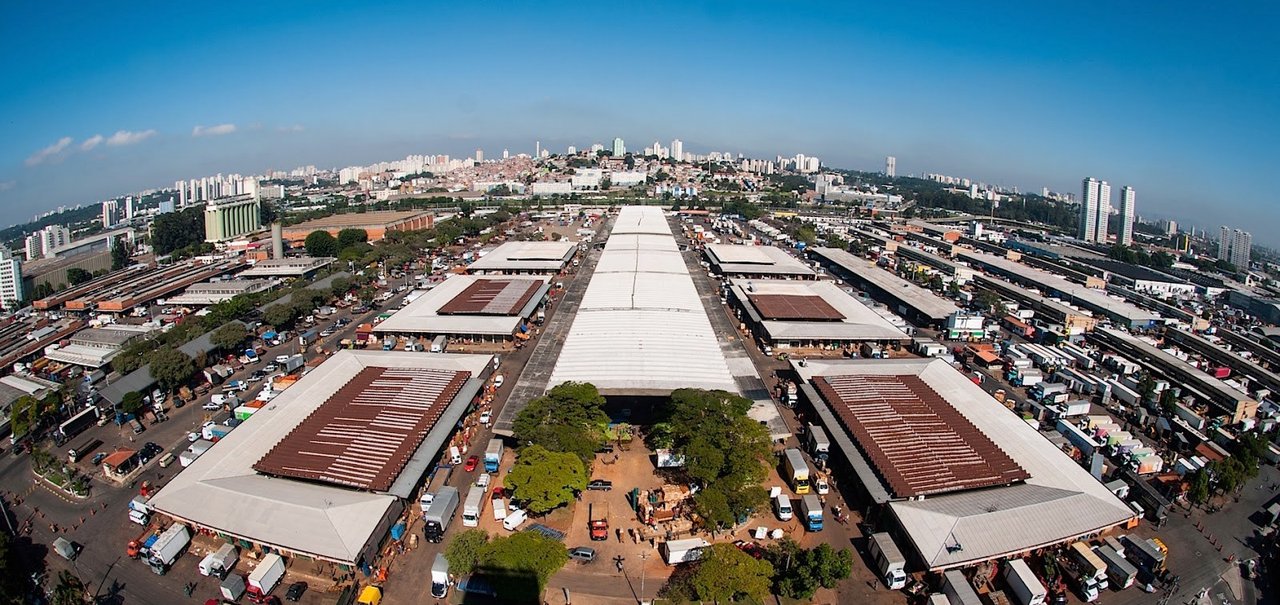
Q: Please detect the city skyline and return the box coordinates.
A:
[2,2,1278,243]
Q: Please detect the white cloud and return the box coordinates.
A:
[80,134,104,151]
[0,181,14,192]
[105,129,156,146]
[277,124,305,133]
[24,137,73,166]
[192,123,237,137]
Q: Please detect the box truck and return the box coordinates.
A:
[782,448,811,494]
[461,485,486,527]
[799,494,823,532]
[199,542,239,579]
[807,424,830,460]
[1093,545,1137,589]
[660,538,710,565]
[484,438,503,473]
[430,553,450,599]
[247,553,285,598]
[423,486,460,543]
[1003,558,1047,605]
[147,523,191,575]
[868,533,907,590]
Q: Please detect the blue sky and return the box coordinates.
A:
[2,2,1277,243]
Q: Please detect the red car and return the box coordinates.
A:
[733,540,764,560]
[464,455,479,472]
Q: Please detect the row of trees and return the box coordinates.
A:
[1188,432,1271,505]
[662,539,852,602]
[507,382,606,513]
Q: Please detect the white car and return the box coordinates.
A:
[479,411,492,426]
[274,355,291,364]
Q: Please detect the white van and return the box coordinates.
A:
[449,446,462,465]
[502,508,527,531]
[774,494,793,521]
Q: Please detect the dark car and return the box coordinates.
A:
[285,581,307,601]
[464,455,479,472]
[586,479,612,491]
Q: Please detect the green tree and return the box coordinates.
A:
[478,531,569,599]
[259,199,278,226]
[681,543,774,604]
[763,539,853,599]
[653,389,771,528]
[120,391,144,415]
[66,268,93,286]
[210,323,249,353]
[336,228,369,250]
[304,230,339,257]
[444,529,490,575]
[110,236,130,270]
[149,347,195,393]
[330,276,353,299]
[504,445,587,514]
[151,206,204,255]
[1188,468,1211,505]
[51,569,87,605]
[263,304,296,328]
[512,382,608,462]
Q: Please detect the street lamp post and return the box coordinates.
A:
[638,550,649,605]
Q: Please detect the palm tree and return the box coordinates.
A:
[52,570,86,605]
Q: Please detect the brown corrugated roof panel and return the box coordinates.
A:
[437,279,541,316]
[253,366,470,492]
[749,294,845,321]
[813,374,1028,498]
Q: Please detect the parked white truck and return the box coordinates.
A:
[1003,558,1048,605]
[247,553,285,599]
[147,523,191,575]
[868,532,907,590]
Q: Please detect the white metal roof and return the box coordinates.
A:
[957,250,1161,323]
[706,244,816,277]
[810,247,960,321]
[238,257,335,277]
[793,358,1135,570]
[372,274,550,336]
[731,279,909,342]
[147,350,492,565]
[549,206,737,395]
[465,241,577,273]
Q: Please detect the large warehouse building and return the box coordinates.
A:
[466,241,578,275]
[282,210,433,244]
[372,274,550,346]
[147,350,493,567]
[546,206,737,395]
[793,358,1135,572]
[726,278,909,351]
[704,244,816,280]
[808,247,960,329]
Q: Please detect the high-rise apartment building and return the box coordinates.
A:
[886,156,896,177]
[101,200,121,228]
[1078,177,1111,243]
[0,248,23,310]
[670,139,683,163]
[475,149,483,163]
[1218,226,1252,268]
[1118,186,1136,246]
[23,225,70,260]
[124,196,135,221]
[612,137,626,157]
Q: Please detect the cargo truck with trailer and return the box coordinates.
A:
[782,448,811,494]
[423,486,459,543]
[1003,558,1047,605]
[868,532,907,590]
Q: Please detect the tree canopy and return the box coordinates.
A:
[263,304,296,328]
[149,347,195,392]
[444,528,490,575]
[66,268,93,286]
[649,389,771,528]
[504,445,587,514]
[120,391,144,415]
[210,323,249,353]
[764,539,853,599]
[512,381,608,462]
[478,531,569,600]
[666,543,774,604]
[152,206,205,255]
[304,230,339,257]
[336,228,369,250]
